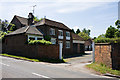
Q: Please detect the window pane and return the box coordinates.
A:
[37,38,42,40]
[29,37,35,40]
[66,41,70,48]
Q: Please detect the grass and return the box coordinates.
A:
[86,63,120,76]
[0,53,65,63]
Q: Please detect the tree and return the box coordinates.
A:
[0,20,9,32]
[76,29,80,34]
[78,32,91,41]
[71,29,75,33]
[98,34,105,38]
[82,28,91,36]
[33,17,42,23]
[115,20,120,29]
[105,25,117,38]
[114,29,120,38]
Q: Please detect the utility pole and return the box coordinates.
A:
[32,5,36,14]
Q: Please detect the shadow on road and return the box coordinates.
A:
[64,51,92,59]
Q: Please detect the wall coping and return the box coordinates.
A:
[95,43,111,45]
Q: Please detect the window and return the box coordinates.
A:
[28,35,43,41]
[37,38,43,40]
[58,30,63,39]
[66,31,70,40]
[66,31,70,37]
[66,41,70,48]
[29,37,35,40]
[59,30,63,36]
[50,28,55,35]
[51,38,56,44]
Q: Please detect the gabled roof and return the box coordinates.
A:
[15,15,28,25]
[7,26,43,36]
[35,18,71,30]
[72,33,84,41]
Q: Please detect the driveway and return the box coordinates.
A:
[65,51,93,64]
[51,51,94,74]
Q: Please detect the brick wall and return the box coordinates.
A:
[2,34,59,59]
[95,43,120,70]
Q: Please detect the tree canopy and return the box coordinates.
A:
[78,32,91,41]
[82,28,91,36]
[115,20,120,29]
[105,25,117,38]
[76,29,80,34]
[71,29,75,33]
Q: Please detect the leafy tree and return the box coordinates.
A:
[115,20,120,29]
[33,17,42,23]
[82,28,91,36]
[71,29,75,33]
[0,20,8,32]
[9,23,16,31]
[76,29,80,34]
[105,25,117,38]
[114,29,120,38]
[98,34,105,38]
[78,32,91,41]
[93,37,96,40]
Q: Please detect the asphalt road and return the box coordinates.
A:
[0,56,117,79]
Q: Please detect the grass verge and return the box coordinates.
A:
[0,53,65,63]
[86,63,120,76]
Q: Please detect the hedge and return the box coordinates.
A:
[28,40,52,45]
[94,38,120,43]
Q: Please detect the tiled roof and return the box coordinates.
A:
[35,18,71,30]
[7,26,43,36]
[15,15,28,25]
[72,33,84,41]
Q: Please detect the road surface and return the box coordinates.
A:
[0,56,117,79]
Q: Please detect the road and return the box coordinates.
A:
[0,55,117,79]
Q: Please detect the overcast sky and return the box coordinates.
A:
[0,0,119,38]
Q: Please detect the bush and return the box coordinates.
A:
[94,38,120,43]
[28,40,52,45]
[0,31,7,40]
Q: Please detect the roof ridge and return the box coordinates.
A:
[15,15,27,19]
[24,26,30,33]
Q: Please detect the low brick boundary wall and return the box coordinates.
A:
[95,43,120,70]
[3,44,59,59]
[2,34,59,59]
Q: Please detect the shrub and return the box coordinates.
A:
[28,40,52,45]
[94,38,120,43]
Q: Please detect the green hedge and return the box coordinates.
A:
[28,40,52,45]
[94,38,120,43]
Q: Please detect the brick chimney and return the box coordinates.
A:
[28,13,34,26]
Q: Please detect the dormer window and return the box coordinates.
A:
[50,28,55,35]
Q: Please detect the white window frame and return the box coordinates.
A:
[66,41,70,48]
[50,28,55,35]
[66,31,70,40]
[51,38,56,44]
[58,30,63,39]
[28,35,43,41]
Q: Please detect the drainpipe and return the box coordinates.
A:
[59,43,62,60]
[92,41,95,63]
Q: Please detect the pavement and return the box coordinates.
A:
[0,51,118,79]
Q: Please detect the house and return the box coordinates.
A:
[4,13,85,57]
[85,39,92,51]
[8,15,28,30]
[72,33,85,54]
